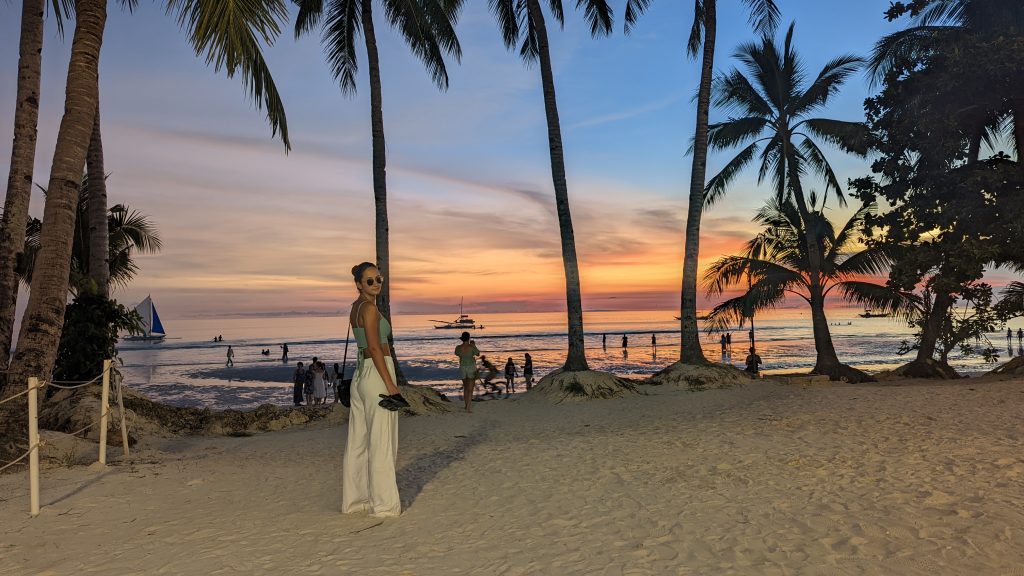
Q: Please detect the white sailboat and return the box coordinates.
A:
[125,295,167,341]
[430,298,484,330]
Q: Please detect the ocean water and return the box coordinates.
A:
[117,308,1022,410]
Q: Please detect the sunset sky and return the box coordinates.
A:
[0,1,1014,318]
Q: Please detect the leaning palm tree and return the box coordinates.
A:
[293,0,464,380]
[623,0,779,367]
[703,23,869,379]
[0,1,73,373]
[704,198,902,382]
[486,0,637,398]
[3,0,293,461]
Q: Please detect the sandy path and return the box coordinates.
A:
[3,378,1024,575]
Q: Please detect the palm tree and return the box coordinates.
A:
[869,0,1024,157]
[0,1,73,373]
[20,177,162,293]
[623,0,779,366]
[293,0,464,377]
[487,0,612,374]
[2,0,293,460]
[704,198,901,382]
[86,104,110,297]
[703,23,869,379]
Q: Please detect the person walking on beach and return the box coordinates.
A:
[226,345,234,367]
[480,355,501,394]
[720,334,727,356]
[602,334,607,349]
[1018,328,1023,347]
[1009,328,1014,346]
[504,357,518,395]
[622,334,628,349]
[281,343,289,363]
[726,333,732,353]
[292,362,306,406]
[310,357,328,405]
[523,353,534,391]
[343,261,407,518]
[455,332,480,412]
[744,347,762,376]
[651,334,657,353]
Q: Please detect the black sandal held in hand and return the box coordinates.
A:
[378,393,410,411]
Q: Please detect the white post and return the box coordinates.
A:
[98,360,111,465]
[115,366,129,457]
[27,377,40,517]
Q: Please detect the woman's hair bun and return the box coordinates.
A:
[352,261,376,282]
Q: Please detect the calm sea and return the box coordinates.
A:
[117,308,1020,410]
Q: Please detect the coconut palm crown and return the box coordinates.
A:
[704,23,868,213]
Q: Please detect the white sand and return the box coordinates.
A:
[4,377,1024,575]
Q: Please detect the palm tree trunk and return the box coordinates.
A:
[87,102,110,297]
[788,177,851,378]
[678,2,715,365]
[8,0,107,405]
[527,0,588,372]
[0,0,45,376]
[361,1,406,384]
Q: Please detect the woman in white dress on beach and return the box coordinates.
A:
[341,262,409,517]
[310,358,328,405]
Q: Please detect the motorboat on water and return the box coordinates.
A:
[431,299,484,330]
[858,308,891,318]
[124,295,167,341]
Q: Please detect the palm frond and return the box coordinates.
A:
[704,279,790,333]
[383,0,464,90]
[321,0,361,94]
[622,0,650,34]
[489,0,520,48]
[704,140,760,208]
[576,0,613,37]
[292,0,324,38]
[836,281,921,324]
[867,26,956,83]
[168,0,291,150]
[686,0,703,57]
[793,54,863,115]
[798,137,845,206]
[798,118,870,156]
[711,69,773,118]
[546,0,565,28]
[740,0,779,35]
[998,281,1024,319]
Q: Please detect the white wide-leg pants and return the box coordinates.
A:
[341,357,400,517]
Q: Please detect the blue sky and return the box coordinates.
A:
[2,1,1000,317]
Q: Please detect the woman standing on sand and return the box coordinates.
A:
[342,262,409,518]
[455,332,480,413]
[523,353,534,391]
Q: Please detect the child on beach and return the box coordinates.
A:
[745,347,763,376]
[479,356,501,395]
[505,357,518,395]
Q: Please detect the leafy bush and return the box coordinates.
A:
[53,292,142,382]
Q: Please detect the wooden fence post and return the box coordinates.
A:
[28,377,40,517]
[115,366,129,457]
[98,360,111,465]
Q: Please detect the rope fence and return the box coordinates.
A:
[0,360,128,517]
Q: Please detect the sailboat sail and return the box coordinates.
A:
[150,304,165,336]
[128,296,166,341]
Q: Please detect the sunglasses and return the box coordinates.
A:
[364,275,385,286]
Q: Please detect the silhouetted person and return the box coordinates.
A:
[1018,328,1023,347]
[505,357,518,395]
[226,345,234,367]
[281,343,289,363]
[720,334,727,355]
[523,353,534,391]
[292,362,306,406]
[1009,328,1014,346]
[651,334,657,352]
[744,347,762,376]
[622,335,628,349]
[726,332,732,352]
[602,334,607,349]
[748,328,754,346]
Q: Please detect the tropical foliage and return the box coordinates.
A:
[20,178,162,295]
[703,198,898,382]
[53,292,142,383]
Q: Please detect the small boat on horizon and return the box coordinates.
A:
[431,299,484,330]
[858,308,891,319]
[124,295,167,342]
[675,315,710,321]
